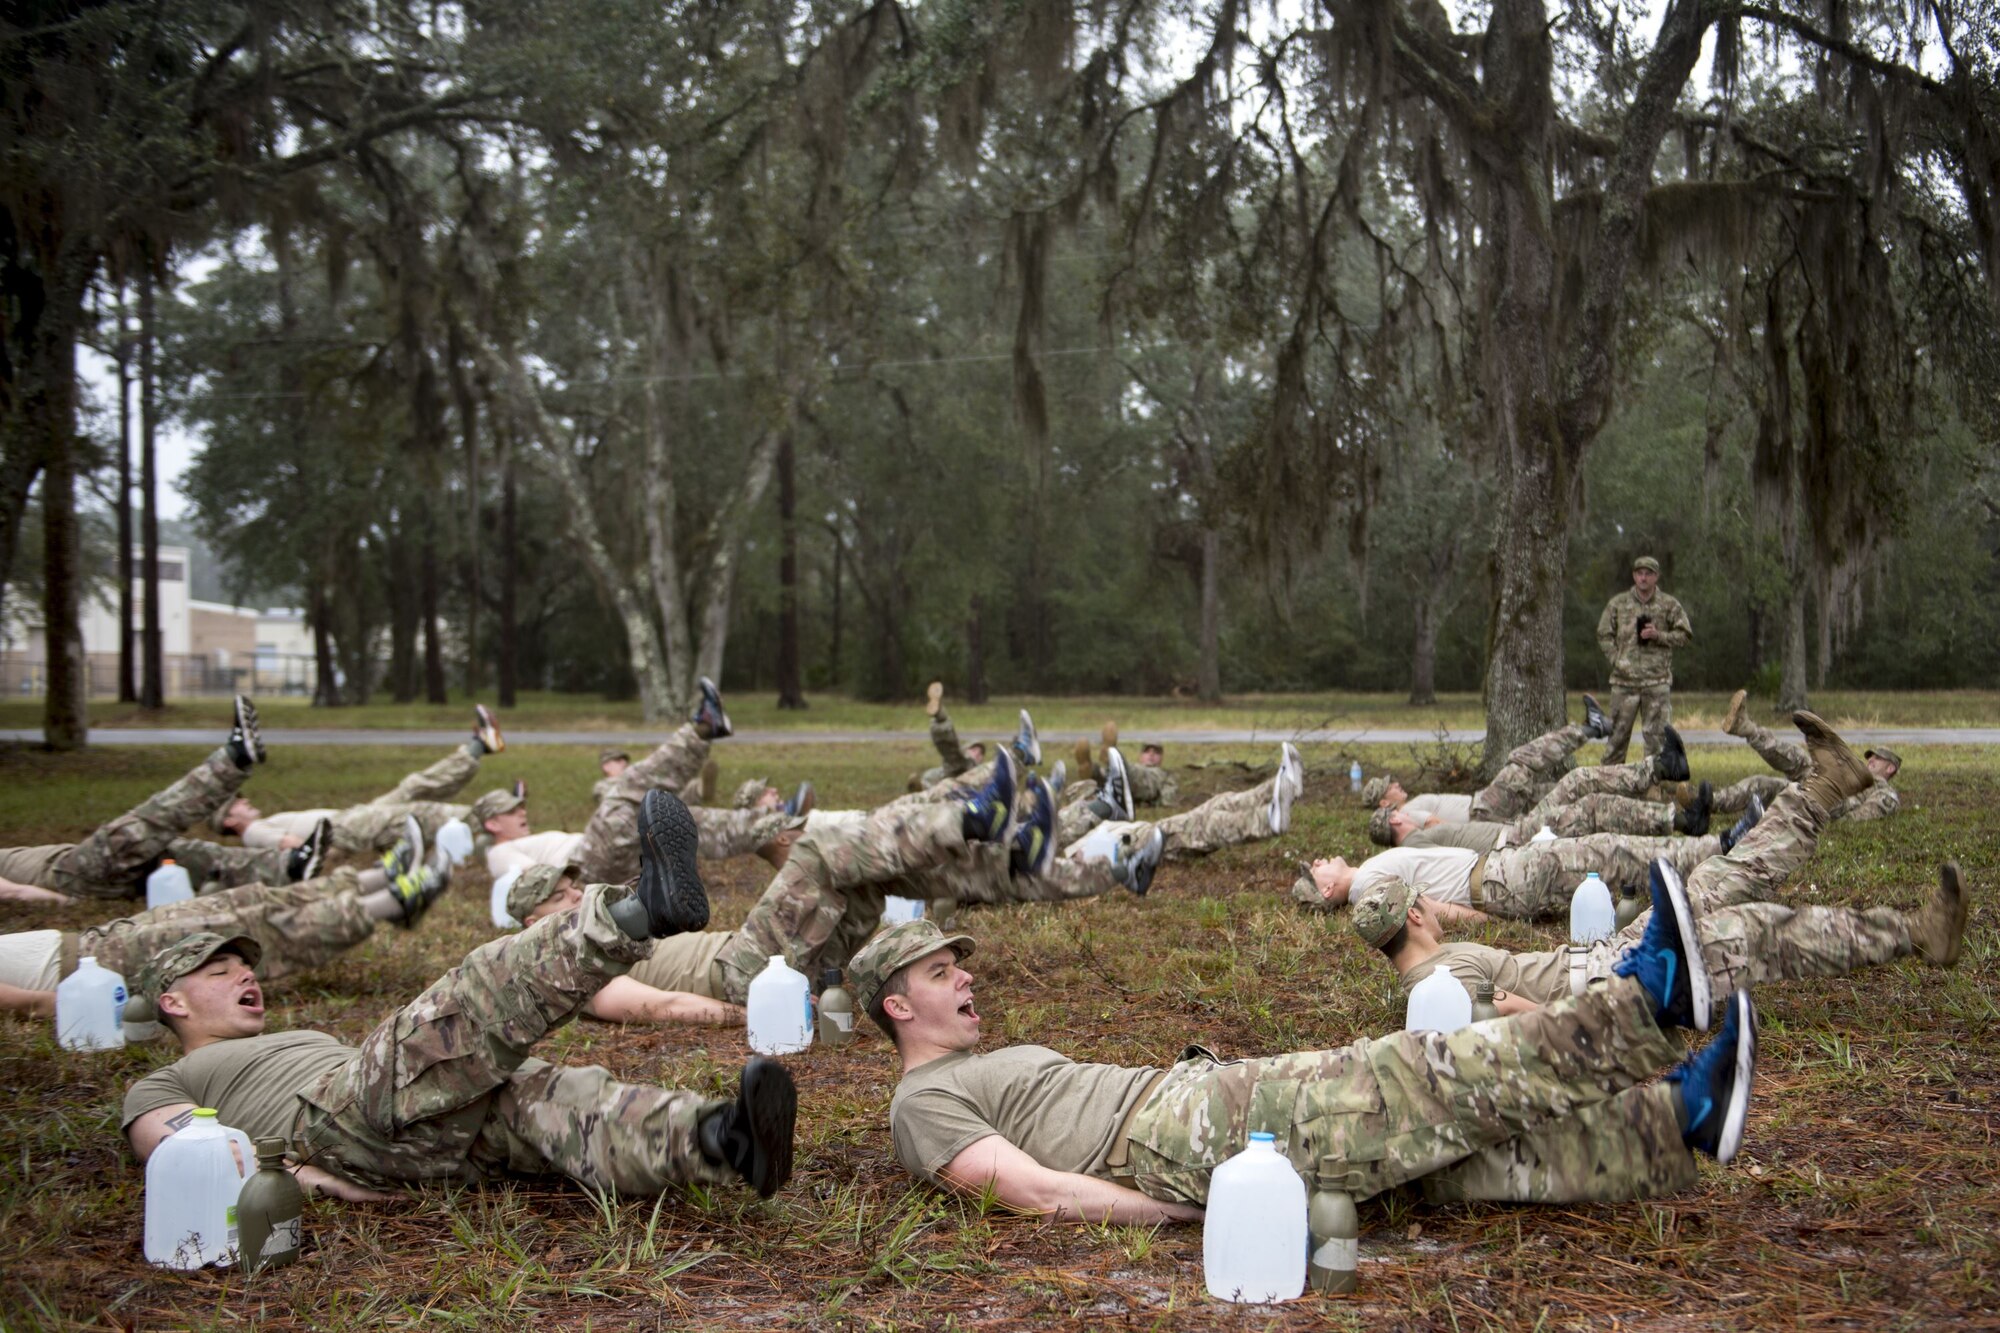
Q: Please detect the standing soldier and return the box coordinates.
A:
[1598,556,1693,763]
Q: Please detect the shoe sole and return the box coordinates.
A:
[1657,728,1690,783]
[1016,711,1041,766]
[1269,778,1293,836]
[1656,859,1711,1031]
[640,789,711,935]
[1106,748,1134,820]
[1281,743,1304,799]
[1723,690,1746,736]
[740,1057,797,1199]
[403,814,425,876]
[700,677,733,738]
[1132,829,1165,896]
[300,819,329,882]
[235,696,264,762]
[476,704,505,752]
[1715,990,1756,1164]
[925,682,944,717]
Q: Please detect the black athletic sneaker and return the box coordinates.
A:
[1721,794,1764,854]
[619,789,710,938]
[1582,693,1610,740]
[1654,726,1691,784]
[692,675,733,740]
[228,695,266,768]
[1612,859,1711,1030]
[1674,780,1713,837]
[699,1057,797,1199]
[287,817,330,883]
[1666,989,1757,1163]
[379,814,424,881]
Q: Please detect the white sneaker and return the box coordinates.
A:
[1280,742,1304,799]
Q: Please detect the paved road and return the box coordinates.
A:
[4,726,1997,747]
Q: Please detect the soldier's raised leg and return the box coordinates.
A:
[1520,792,1677,840]
[1482,833,1718,920]
[1471,721,1598,822]
[78,871,379,985]
[1706,773,1789,816]
[49,745,257,900]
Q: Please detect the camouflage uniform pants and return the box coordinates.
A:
[713,802,968,1004]
[897,842,1122,908]
[1707,774,1791,816]
[1603,683,1673,765]
[376,744,483,805]
[1056,780,1104,848]
[1072,778,1279,863]
[1121,975,1692,1205]
[170,838,292,892]
[911,709,974,791]
[574,725,735,882]
[1666,781,1827,917]
[12,746,251,900]
[295,882,731,1194]
[1509,792,1673,841]
[1471,724,1591,821]
[326,800,469,855]
[69,871,376,986]
[1480,834,1718,921]
[1730,722,1900,821]
[1572,900,1911,997]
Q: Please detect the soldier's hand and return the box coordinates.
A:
[1638,624,1659,641]
[293,1162,399,1203]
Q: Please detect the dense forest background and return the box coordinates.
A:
[7,0,1999,752]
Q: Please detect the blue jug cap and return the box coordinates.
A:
[1248,1131,1276,1143]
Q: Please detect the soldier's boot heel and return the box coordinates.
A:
[614,789,710,940]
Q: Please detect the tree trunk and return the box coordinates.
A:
[1777,581,1810,712]
[775,431,805,708]
[115,284,137,703]
[449,327,481,698]
[39,342,87,749]
[1197,524,1222,702]
[420,501,447,703]
[827,525,843,686]
[498,435,518,708]
[1409,596,1440,706]
[310,580,342,707]
[966,595,988,703]
[387,524,418,703]
[138,263,164,710]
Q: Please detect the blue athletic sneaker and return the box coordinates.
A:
[783,781,815,818]
[1665,989,1757,1162]
[1047,759,1068,798]
[1013,709,1042,767]
[1612,859,1711,1030]
[1720,794,1764,854]
[1010,776,1056,878]
[962,749,1019,845]
[692,676,732,739]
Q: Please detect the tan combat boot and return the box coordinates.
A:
[1100,720,1119,774]
[1722,689,1748,737]
[1907,863,1969,968]
[700,758,720,804]
[1791,711,1873,811]
[925,680,945,718]
[1071,736,1095,783]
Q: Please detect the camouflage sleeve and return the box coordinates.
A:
[1657,596,1693,648]
[1838,783,1900,822]
[1596,598,1619,661]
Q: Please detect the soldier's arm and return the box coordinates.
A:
[1595,599,1619,659]
[1493,990,1541,1016]
[584,976,744,1026]
[0,878,69,903]
[128,1102,199,1163]
[940,1134,1205,1224]
[1657,598,1693,647]
[1429,901,1492,927]
[0,982,55,1018]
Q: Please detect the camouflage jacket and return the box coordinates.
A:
[1596,589,1692,686]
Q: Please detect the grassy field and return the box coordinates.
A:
[6,686,2000,735]
[0,736,1995,1329]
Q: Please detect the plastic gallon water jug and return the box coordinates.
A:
[1570,872,1615,944]
[1614,881,1646,932]
[147,858,194,910]
[435,818,475,866]
[56,956,127,1050]
[1530,825,1558,843]
[1349,760,1363,794]
[490,867,522,929]
[1203,1132,1307,1303]
[1405,968,1471,1033]
[881,896,926,925]
[746,955,812,1054]
[144,1108,254,1269]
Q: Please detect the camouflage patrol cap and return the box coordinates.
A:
[598,746,631,766]
[1289,873,1331,912]
[506,862,580,923]
[1632,555,1661,573]
[848,919,976,1016]
[470,788,525,825]
[1864,745,1903,771]
[1350,880,1415,949]
[1367,804,1397,847]
[134,931,264,1006]
[1361,775,1392,807]
[733,777,771,809]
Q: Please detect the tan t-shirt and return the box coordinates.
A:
[241,810,335,849]
[625,931,731,999]
[1400,942,1571,1004]
[485,831,586,878]
[1403,793,1473,824]
[890,1046,1161,1184]
[0,929,63,991]
[1405,822,1505,854]
[121,1030,354,1143]
[0,845,73,891]
[1350,846,1477,906]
